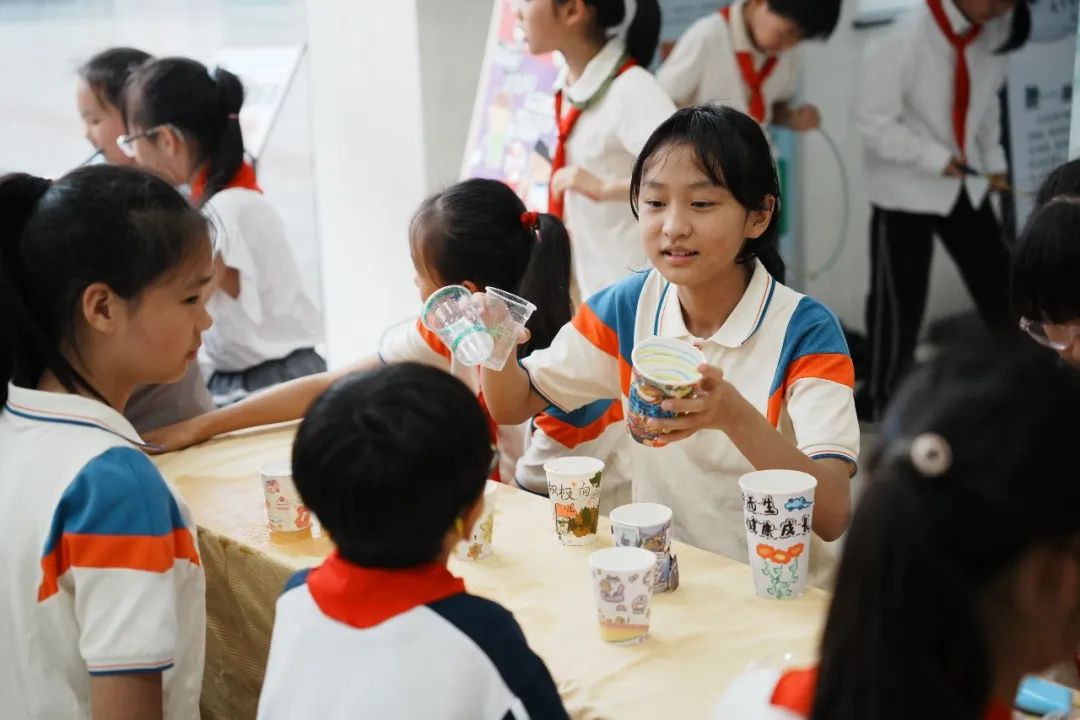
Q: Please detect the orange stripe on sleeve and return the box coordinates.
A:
[785,353,855,389]
[534,402,624,448]
[571,305,632,394]
[770,667,817,715]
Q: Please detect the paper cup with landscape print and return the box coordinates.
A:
[421,285,494,367]
[739,470,817,600]
[610,503,679,592]
[589,546,656,644]
[543,456,604,545]
[627,337,705,446]
[454,482,499,561]
[260,459,312,535]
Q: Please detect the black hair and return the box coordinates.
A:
[766,0,842,40]
[411,178,573,357]
[630,104,786,283]
[0,165,209,406]
[996,0,1031,54]
[124,57,247,203]
[292,363,493,568]
[78,47,152,110]
[557,0,662,67]
[1034,158,1080,209]
[1010,197,1080,324]
[812,337,1080,720]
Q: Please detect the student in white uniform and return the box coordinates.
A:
[855,0,1031,420]
[144,179,631,508]
[482,105,859,577]
[75,47,216,432]
[517,0,676,297]
[657,0,840,131]
[0,166,209,719]
[716,340,1080,720]
[121,57,325,406]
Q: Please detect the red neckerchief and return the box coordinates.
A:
[720,4,779,124]
[189,162,262,205]
[548,56,637,219]
[926,0,982,157]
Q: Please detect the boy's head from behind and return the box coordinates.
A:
[292,363,493,568]
[745,0,842,52]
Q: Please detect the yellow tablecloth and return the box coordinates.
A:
[154,424,832,720]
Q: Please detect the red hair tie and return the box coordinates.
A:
[520,211,539,231]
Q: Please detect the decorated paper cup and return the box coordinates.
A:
[260,459,312,534]
[627,337,705,446]
[610,503,679,592]
[421,285,494,367]
[454,482,499,561]
[543,456,604,545]
[739,470,817,600]
[482,287,536,371]
[589,546,656,644]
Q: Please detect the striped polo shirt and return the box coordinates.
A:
[258,553,567,719]
[521,261,860,573]
[0,384,205,719]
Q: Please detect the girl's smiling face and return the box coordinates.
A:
[76,81,131,166]
[637,142,774,291]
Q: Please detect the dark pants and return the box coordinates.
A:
[863,193,1010,420]
[207,347,327,407]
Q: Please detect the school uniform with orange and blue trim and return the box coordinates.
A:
[521,261,859,579]
[0,384,205,719]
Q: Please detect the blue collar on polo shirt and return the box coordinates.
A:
[652,260,777,348]
[4,382,153,450]
[307,552,467,629]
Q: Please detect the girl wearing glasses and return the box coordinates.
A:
[121,57,324,406]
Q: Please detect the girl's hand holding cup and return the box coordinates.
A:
[645,364,750,442]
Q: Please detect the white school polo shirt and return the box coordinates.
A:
[257,555,567,720]
[201,187,323,373]
[521,262,859,574]
[656,0,799,126]
[0,384,205,720]
[855,0,1011,215]
[557,37,676,298]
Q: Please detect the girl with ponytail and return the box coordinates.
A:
[121,57,325,406]
[516,0,676,297]
[717,337,1080,719]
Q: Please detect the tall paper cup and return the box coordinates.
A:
[260,459,312,534]
[543,456,604,545]
[454,482,498,561]
[627,337,705,446]
[610,503,679,592]
[589,546,656,644]
[739,470,817,599]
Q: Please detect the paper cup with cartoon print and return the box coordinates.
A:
[421,284,494,367]
[454,482,499,561]
[543,456,604,545]
[627,337,705,446]
[260,459,312,534]
[610,503,679,592]
[589,546,656,644]
[739,470,817,600]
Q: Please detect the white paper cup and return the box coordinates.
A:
[627,337,705,446]
[454,482,499,561]
[260,459,312,534]
[543,456,604,545]
[739,470,817,599]
[589,546,656,644]
[482,287,536,371]
[610,503,677,592]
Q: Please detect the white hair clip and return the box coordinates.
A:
[607,0,638,40]
[910,433,952,478]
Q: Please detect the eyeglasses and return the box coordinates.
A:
[115,124,184,158]
[1019,317,1080,351]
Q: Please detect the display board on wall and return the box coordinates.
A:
[1005,0,1078,231]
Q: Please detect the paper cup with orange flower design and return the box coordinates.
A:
[739,469,817,599]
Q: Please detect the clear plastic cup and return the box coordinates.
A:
[482,287,536,371]
[421,285,494,367]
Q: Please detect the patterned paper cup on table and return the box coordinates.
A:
[454,482,499,561]
[421,285,494,367]
[589,546,656,644]
[259,459,311,534]
[481,287,536,372]
[627,337,705,446]
[739,470,817,600]
[609,503,679,592]
[543,456,604,545]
